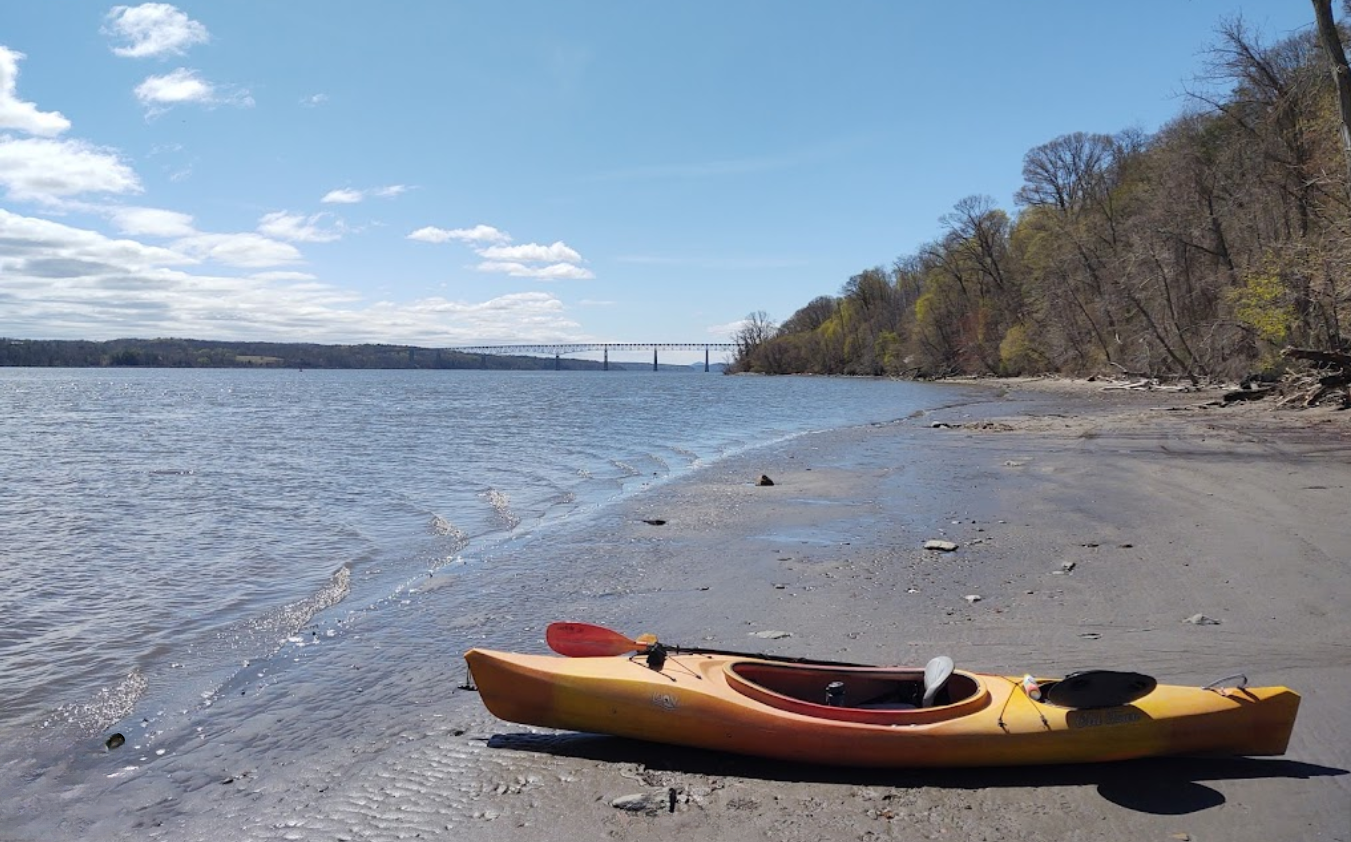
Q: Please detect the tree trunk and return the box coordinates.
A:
[1312,0,1351,202]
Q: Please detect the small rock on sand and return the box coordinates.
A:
[611,790,671,814]
[1185,613,1221,625]
[756,474,775,486]
[964,594,982,604]
[924,540,959,552]
[750,630,792,640]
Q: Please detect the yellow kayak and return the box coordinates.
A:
[465,646,1300,767]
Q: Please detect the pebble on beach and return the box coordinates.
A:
[924,540,959,552]
[611,790,674,814]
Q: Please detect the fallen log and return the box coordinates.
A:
[1281,347,1351,368]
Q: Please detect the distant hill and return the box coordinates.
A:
[0,337,622,371]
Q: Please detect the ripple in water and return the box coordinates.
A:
[46,668,148,736]
[484,489,520,530]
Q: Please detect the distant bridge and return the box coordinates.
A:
[452,343,736,371]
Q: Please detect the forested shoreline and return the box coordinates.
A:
[0,338,611,370]
[732,9,1351,386]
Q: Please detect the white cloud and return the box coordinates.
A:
[172,232,303,268]
[300,93,328,108]
[322,184,408,204]
[257,210,344,243]
[478,240,582,264]
[110,206,195,237]
[474,260,595,280]
[134,68,253,114]
[104,3,209,59]
[408,224,510,245]
[0,208,189,268]
[411,224,593,281]
[321,188,362,204]
[249,271,318,282]
[0,136,142,202]
[0,47,71,136]
[0,208,584,346]
[104,206,306,268]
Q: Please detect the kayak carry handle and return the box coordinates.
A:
[1203,673,1248,692]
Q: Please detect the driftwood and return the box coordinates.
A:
[1099,377,1196,393]
[1271,347,1351,407]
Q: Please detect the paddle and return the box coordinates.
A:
[545,622,867,667]
[545,622,652,657]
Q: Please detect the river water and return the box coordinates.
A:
[0,367,971,809]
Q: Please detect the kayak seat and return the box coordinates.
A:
[922,655,955,708]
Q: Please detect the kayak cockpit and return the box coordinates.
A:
[724,660,991,724]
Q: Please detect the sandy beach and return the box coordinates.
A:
[11,379,1350,841]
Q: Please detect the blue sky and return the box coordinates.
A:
[0,1,1321,363]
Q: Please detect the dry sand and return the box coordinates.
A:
[17,380,1350,841]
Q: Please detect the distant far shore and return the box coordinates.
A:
[0,337,723,371]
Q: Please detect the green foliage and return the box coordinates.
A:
[998,323,1045,375]
[1227,271,1295,343]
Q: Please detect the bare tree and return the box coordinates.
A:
[731,311,777,372]
[1312,0,1351,200]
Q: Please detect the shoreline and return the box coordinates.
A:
[7,380,1349,841]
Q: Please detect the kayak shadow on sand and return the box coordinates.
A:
[485,731,1347,817]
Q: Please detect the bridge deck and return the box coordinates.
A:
[453,343,734,354]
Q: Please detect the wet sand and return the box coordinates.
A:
[9,380,1350,841]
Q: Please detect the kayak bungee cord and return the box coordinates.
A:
[995,675,1050,732]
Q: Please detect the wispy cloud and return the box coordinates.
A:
[103,3,209,59]
[171,232,303,268]
[300,93,329,108]
[134,68,253,115]
[321,184,408,204]
[257,211,345,243]
[105,204,311,268]
[408,224,510,245]
[0,47,71,136]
